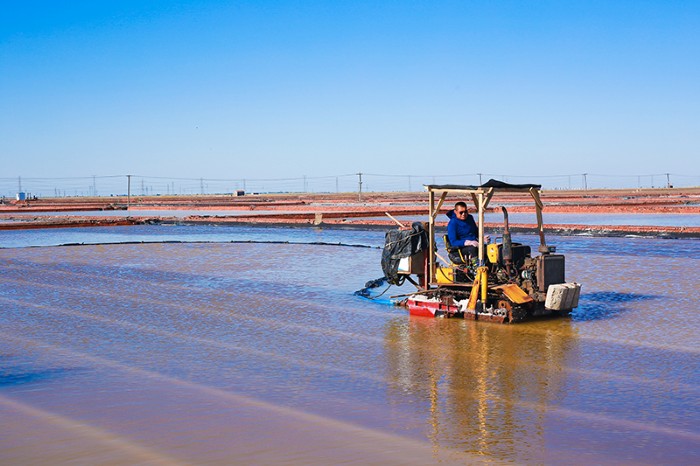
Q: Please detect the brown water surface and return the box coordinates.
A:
[1,239,698,464]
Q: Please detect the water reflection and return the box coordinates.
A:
[385,317,576,462]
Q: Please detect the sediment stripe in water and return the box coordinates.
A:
[0,331,480,465]
[2,300,698,442]
[0,395,186,465]
[3,268,699,394]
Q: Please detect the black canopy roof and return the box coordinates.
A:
[425,179,541,191]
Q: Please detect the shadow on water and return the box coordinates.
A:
[0,366,78,387]
[571,291,658,322]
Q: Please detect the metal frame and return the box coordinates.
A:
[425,183,547,286]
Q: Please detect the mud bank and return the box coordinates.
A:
[0,216,145,230]
[1,187,699,238]
[2,186,699,213]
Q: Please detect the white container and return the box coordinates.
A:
[545,283,582,310]
[545,284,568,310]
[569,283,581,308]
[397,256,411,273]
[562,283,577,309]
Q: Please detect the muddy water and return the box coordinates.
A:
[0,230,699,464]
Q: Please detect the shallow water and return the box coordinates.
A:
[0,223,383,249]
[1,226,698,464]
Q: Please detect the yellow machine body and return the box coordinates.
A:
[436,267,454,284]
[492,283,534,304]
[487,243,500,264]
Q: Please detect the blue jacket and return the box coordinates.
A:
[447,210,478,247]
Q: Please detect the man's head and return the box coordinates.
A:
[454,201,467,218]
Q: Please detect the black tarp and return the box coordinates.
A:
[425,179,541,190]
[381,222,428,285]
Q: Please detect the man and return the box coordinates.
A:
[446,201,484,264]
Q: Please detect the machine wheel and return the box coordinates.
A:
[496,299,512,311]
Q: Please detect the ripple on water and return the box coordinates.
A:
[1,233,699,464]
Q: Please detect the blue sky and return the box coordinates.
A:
[1,1,698,182]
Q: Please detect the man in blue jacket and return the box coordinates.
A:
[446,201,483,264]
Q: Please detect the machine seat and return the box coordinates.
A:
[444,235,468,265]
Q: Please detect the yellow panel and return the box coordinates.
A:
[436,267,454,284]
[492,283,534,304]
[487,243,499,263]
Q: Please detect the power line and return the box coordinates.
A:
[1,172,698,198]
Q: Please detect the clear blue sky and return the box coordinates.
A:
[1,0,698,180]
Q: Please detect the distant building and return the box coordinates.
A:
[234,190,245,196]
[16,192,26,201]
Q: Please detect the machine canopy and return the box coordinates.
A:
[425,179,542,191]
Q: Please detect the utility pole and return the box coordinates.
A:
[92,175,97,197]
[478,173,483,185]
[200,178,204,195]
[582,173,588,191]
[357,172,363,202]
[335,177,339,193]
[666,173,671,188]
[303,175,307,193]
[127,175,132,209]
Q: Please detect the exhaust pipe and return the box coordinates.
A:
[501,206,512,262]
